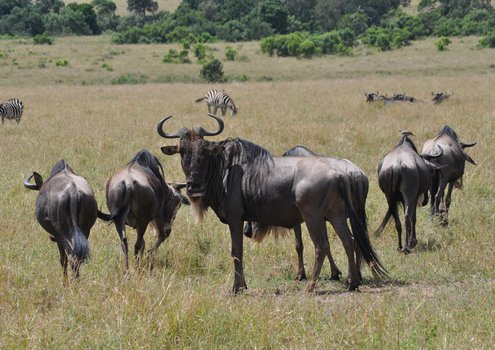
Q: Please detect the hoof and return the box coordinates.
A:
[305,281,316,293]
[347,282,360,291]
[328,271,341,281]
[401,247,412,255]
[295,271,307,281]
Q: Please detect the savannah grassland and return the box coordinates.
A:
[1,35,495,349]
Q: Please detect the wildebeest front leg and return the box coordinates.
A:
[229,221,247,294]
[293,224,307,281]
[442,182,455,226]
[149,227,170,256]
[434,181,448,218]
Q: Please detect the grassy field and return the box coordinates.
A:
[1,35,494,348]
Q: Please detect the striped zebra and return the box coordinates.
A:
[1,98,24,124]
[195,89,238,117]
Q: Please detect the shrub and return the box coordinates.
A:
[435,37,452,51]
[200,58,224,82]
[162,48,191,64]
[225,46,238,61]
[111,73,147,85]
[33,32,54,45]
[55,59,68,66]
[298,39,317,58]
[478,32,495,48]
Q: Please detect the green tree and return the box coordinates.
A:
[251,0,289,34]
[127,0,158,17]
[66,3,100,34]
[200,58,224,82]
[34,0,64,14]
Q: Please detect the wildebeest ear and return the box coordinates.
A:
[161,145,179,155]
[207,143,224,155]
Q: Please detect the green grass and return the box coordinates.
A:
[0,36,494,348]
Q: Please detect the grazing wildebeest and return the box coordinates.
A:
[432,92,451,105]
[99,150,189,273]
[421,125,476,225]
[23,160,98,280]
[365,92,388,103]
[244,145,370,282]
[375,131,442,253]
[158,114,386,293]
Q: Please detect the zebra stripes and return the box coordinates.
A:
[1,98,24,124]
[195,89,238,117]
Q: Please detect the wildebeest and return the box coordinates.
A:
[99,150,189,273]
[158,114,386,293]
[23,160,98,280]
[432,92,451,105]
[365,92,388,103]
[244,145,370,282]
[421,125,476,225]
[375,131,442,253]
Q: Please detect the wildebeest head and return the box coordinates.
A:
[158,114,225,198]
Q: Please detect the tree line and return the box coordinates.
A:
[1,0,495,51]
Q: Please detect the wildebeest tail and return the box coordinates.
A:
[106,182,132,224]
[374,169,400,237]
[340,179,388,279]
[67,193,90,263]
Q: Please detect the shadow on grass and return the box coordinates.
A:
[415,238,443,252]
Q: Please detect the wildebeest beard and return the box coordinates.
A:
[189,196,207,224]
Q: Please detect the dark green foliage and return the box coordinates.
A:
[200,58,224,82]
[260,30,354,58]
[0,6,45,35]
[66,3,100,34]
[33,31,54,44]
[478,31,495,47]
[127,0,158,17]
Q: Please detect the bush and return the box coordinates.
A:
[33,32,54,45]
[435,37,451,51]
[478,32,495,48]
[225,46,238,61]
[55,59,69,66]
[298,39,317,58]
[200,58,224,82]
[162,48,191,64]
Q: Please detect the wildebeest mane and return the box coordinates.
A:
[47,159,72,180]
[222,138,274,175]
[398,135,418,153]
[438,125,459,141]
[129,149,166,184]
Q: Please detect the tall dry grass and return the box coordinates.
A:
[0,37,494,348]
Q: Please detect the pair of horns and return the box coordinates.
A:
[157,114,224,139]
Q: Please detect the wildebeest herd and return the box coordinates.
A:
[19,89,477,294]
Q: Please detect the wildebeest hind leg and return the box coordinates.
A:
[329,218,360,290]
[149,227,170,256]
[57,243,68,284]
[304,219,329,292]
[115,217,129,274]
[134,223,148,264]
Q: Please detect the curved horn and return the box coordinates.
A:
[23,174,40,191]
[157,116,183,139]
[196,114,224,137]
[460,141,477,148]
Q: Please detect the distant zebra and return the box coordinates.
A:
[1,98,24,124]
[195,89,238,117]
